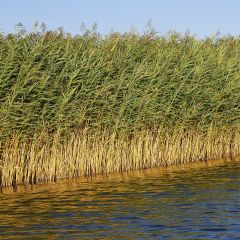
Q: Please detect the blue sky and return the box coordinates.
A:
[1,0,240,38]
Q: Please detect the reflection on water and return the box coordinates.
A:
[0,160,240,239]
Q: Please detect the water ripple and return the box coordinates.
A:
[0,161,240,239]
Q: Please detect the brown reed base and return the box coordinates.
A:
[0,128,239,188]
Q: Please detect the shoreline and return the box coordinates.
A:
[1,155,240,193]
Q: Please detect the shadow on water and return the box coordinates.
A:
[0,159,240,239]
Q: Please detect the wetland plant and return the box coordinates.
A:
[0,26,239,187]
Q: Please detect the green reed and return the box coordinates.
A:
[0,26,239,187]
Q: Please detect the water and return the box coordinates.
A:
[0,160,240,239]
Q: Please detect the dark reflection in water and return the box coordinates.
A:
[0,160,240,239]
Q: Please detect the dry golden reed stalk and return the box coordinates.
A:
[0,128,239,188]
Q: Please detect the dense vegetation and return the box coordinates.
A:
[0,27,239,140]
[0,25,239,187]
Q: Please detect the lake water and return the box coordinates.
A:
[0,160,240,239]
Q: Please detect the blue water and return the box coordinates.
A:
[0,161,240,239]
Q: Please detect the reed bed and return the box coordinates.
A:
[0,25,240,187]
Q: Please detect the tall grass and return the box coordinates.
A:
[0,25,240,187]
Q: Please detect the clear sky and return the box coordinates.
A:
[1,0,240,38]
